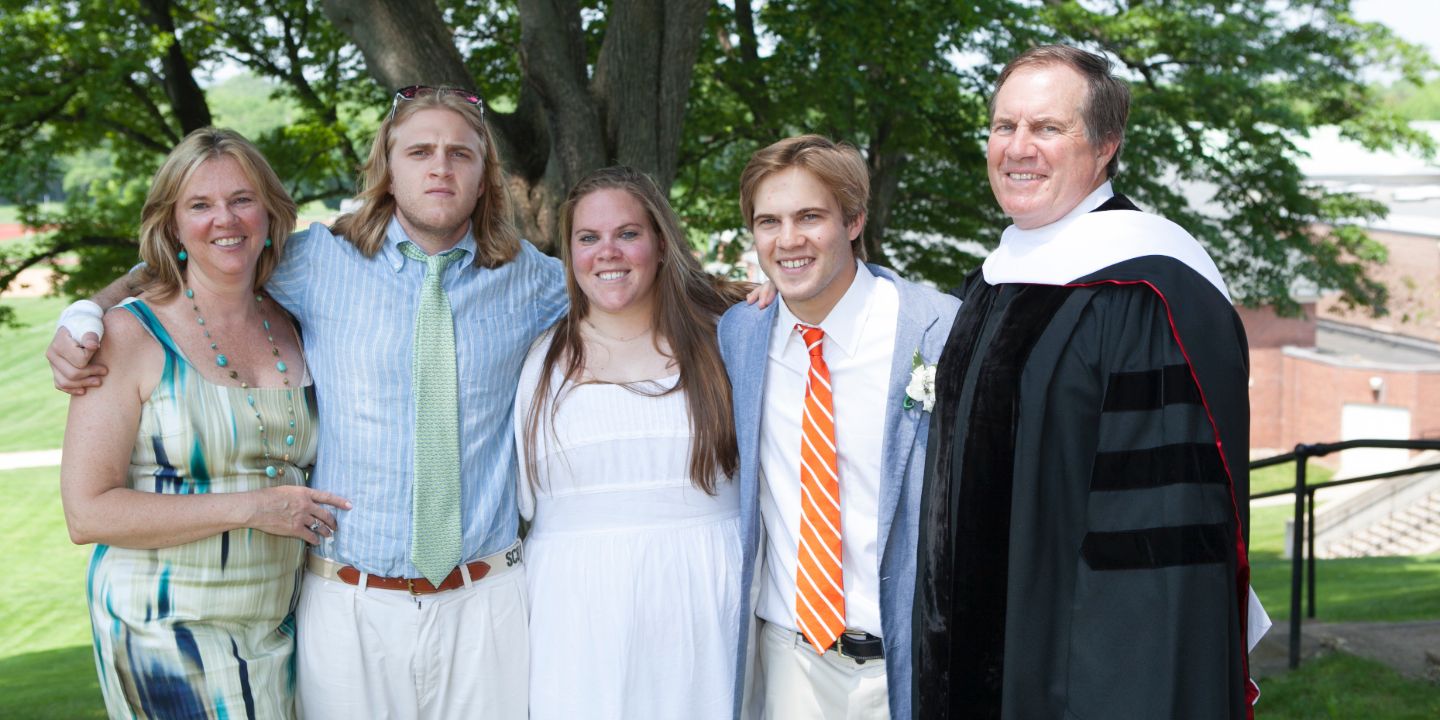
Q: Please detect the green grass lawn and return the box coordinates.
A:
[0,465,105,716]
[0,296,72,452]
[1258,651,1440,719]
[1251,461,1335,497]
[0,202,61,225]
[0,646,105,719]
[1249,504,1440,622]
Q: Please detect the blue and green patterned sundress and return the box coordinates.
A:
[86,299,318,719]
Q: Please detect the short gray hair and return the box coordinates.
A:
[990,45,1131,178]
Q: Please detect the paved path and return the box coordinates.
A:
[0,449,61,470]
[1251,619,1440,682]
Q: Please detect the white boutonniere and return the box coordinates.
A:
[904,350,937,412]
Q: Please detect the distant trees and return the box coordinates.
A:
[1384,78,1440,121]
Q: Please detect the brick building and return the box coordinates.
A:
[1243,122,1440,463]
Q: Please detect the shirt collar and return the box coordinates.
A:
[382,215,477,272]
[771,260,876,361]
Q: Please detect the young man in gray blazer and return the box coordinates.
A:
[718,134,959,719]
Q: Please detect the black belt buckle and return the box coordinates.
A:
[834,631,885,664]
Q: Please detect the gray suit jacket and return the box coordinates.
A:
[718,264,959,719]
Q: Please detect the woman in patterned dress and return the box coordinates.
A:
[60,128,349,719]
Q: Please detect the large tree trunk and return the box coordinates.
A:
[593,0,710,189]
[515,0,606,248]
[325,0,710,252]
[140,0,212,136]
[320,0,472,89]
[865,144,906,268]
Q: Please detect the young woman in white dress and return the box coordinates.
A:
[514,166,750,719]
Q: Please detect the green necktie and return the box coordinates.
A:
[400,241,464,586]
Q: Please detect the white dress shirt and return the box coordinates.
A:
[756,261,898,638]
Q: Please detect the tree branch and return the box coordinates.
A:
[0,234,134,299]
[321,0,472,91]
[518,0,605,189]
[138,0,213,134]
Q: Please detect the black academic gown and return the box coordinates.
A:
[913,198,1254,720]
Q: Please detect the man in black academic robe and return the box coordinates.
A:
[913,45,1262,720]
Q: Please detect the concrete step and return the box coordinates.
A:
[1313,481,1440,559]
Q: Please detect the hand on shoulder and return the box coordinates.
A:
[85,303,167,406]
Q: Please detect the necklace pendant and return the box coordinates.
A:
[216,354,228,368]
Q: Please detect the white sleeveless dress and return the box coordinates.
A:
[514,332,741,719]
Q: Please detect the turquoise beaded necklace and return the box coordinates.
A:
[185,286,299,479]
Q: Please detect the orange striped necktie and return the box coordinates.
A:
[794,324,845,653]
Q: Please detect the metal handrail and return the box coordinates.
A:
[1249,439,1440,670]
[1250,461,1440,501]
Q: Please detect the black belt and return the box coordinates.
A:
[799,630,885,663]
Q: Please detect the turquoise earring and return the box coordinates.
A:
[178,248,188,261]
[264,237,273,248]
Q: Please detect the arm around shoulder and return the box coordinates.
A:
[47,267,147,395]
[60,307,351,548]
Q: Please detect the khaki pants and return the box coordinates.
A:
[296,556,529,720]
[759,621,890,720]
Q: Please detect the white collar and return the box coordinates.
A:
[772,260,876,361]
[982,181,1230,300]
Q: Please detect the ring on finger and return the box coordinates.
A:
[308,520,322,533]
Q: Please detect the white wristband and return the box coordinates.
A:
[58,300,105,343]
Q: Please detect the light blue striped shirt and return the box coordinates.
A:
[268,218,567,577]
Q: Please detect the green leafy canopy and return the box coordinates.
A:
[0,0,1431,328]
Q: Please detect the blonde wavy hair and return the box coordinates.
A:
[136,127,297,301]
[331,88,519,267]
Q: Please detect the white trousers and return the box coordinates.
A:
[295,557,529,720]
[759,621,890,720]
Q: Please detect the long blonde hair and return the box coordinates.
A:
[331,88,519,268]
[136,128,297,301]
[525,167,749,493]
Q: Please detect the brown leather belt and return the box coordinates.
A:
[340,560,489,594]
[307,542,521,595]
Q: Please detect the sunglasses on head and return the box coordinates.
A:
[389,85,484,121]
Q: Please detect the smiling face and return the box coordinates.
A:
[387,107,485,250]
[987,63,1117,230]
[570,188,663,320]
[173,156,270,282]
[751,167,861,325]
